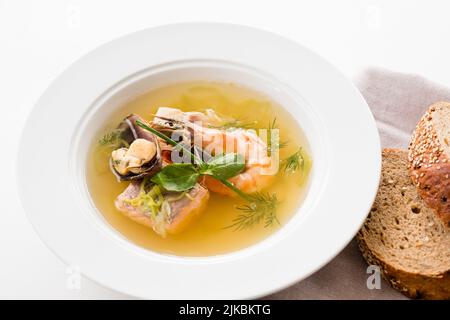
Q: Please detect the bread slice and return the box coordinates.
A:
[408,102,450,226]
[357,149,450,299]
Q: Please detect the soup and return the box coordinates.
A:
[87,81,311,256]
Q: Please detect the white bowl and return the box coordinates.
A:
[17,23,380,299]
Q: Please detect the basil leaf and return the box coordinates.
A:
[151,164,199,192]
[202,153,245,180]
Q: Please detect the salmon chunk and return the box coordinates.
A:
[115,181,209,236]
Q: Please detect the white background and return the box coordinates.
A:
[1,0,450,299]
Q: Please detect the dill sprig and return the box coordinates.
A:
[98,129,128,149]
[282,148,305,174]
[266,117,288,155]
[209,118,258,130]
[277,140,289,149]
[267,139,289,154]
[226,193,280,230]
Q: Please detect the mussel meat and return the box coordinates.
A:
[109,114,162,181]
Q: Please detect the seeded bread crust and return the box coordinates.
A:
[408,102,450,227]
[357,149,450,299]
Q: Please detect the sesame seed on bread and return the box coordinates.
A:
[408,102,450,227]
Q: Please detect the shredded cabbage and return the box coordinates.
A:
[125,180,164,217]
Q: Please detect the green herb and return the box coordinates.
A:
[267,140,288,154]
[151,164,200,192]
[98,129,128,149]
[151,154,244,192]
[282,148,305,174]
[136,120,180,148]
[266,118,288,155]
[200,153,245,180]
[208,119,258,130]
[136,119,280,230]
[226,193,280,230]
[209,173,280,230]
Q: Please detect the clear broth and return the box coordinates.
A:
[87,81,311,256]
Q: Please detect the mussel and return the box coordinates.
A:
[109,114,162,181]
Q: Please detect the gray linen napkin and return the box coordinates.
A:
[268,68,450,300]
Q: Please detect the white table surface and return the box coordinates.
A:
[1,0,450,299]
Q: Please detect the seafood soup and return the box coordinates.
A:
[87,81,311,256]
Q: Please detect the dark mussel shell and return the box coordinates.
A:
[109,114,162,181]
